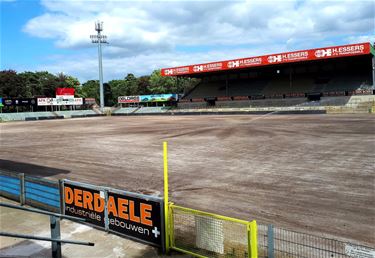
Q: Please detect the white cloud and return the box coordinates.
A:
[19,0,375,81]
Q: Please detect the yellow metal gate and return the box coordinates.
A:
[168,203,258,258]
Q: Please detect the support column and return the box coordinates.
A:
[50,216,61,258]
[268,224,274,258]
[225,78,228,97]
[372,56,375,88]
[19,173,25,205]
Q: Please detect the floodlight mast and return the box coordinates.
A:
[90,21,108,112]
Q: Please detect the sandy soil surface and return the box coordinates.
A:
[1,114,374,246]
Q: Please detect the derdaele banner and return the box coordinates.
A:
[64,183,105,227]
[64,182,163,247]
[107,191,162,246]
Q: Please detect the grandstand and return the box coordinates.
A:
[162,42,374,110]
[112,106,171,115]
[0,110,100,121]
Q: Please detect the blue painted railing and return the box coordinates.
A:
[0,175,20,197]
[0,171,60,211]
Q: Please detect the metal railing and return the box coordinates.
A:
[0,170,61,212]
[2,170,375,258]
[258,224,375,258]
[0,202,94,258]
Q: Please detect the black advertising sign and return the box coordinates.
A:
[64,183,105,227]
[107,191,162,246]
[2,98,37,106]
[63,181,163,247]
[3,99,13,106]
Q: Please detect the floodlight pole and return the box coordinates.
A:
[98,30,104,112]
[91,21,108,112]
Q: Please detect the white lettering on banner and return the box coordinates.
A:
[161,43,369,76]
[334,44,365,54]
[37,98,82,106]
[176,67,189,73]
[243,57,262,66]
[118,96,139,103]
[284,51,309,60]
[345,244,375,258]
[227,60,240,68]
[56,95,74,99]
[205,63,222,70]
[315,49,332,58]
[193,65,203,72]
[315,44,366,58]
[267,55,282,63]
[152,227,160,238]
[164,69,174,75]
[109,217,150,236]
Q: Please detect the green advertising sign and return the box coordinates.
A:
[139,94,178,102]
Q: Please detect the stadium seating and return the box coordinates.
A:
[185,81,225,99]
[54,110,97,118]
[324,74,372,92]
[182,69,373,103]
[0,110,99,121]
[0,112,57,121]
[184,78,270,99]
[228,79,269,96]
[134,107,170,114]
[112,107,138,114]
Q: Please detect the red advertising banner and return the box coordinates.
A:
[118,96,140,103]
[56,88,75,96]
[161,42,371,76]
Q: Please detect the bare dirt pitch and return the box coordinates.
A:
[1,114,374,245]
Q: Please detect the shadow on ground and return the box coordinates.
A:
[0,159,70,177]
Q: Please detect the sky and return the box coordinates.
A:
[1,0,374,82]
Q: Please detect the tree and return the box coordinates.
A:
[149,69,176,94]
[65,75,82,97]
[0,70,25,97]
[148,69,199,95]
[124,73,138,95]
[103,83,113,106]
[108,79,126,104]
[137,76,150,95]
[81,80,100,103]
[18,72,38,97]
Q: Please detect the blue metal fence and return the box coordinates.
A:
[0,170,60,212]
[25,181,60,208]
[0,174,20,200]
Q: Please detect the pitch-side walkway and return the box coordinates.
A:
[0,197,187,258]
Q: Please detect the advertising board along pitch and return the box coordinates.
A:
[37,98,83,106]
[63,180,164,247]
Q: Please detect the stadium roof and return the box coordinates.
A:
[161,42,374,77]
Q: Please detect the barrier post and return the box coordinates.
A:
[268,224,274,258]
[58,179,64,215]
[248,220,258,258]
[19,173,25,205]
[50,215,62,258]
[104,189,109,231]
[163,141,170,253]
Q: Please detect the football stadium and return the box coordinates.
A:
[1,42,375,258]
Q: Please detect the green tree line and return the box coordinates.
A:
[0,69,198,106]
